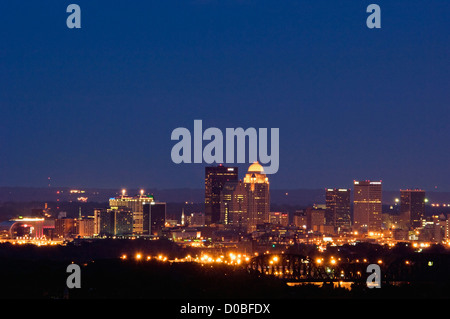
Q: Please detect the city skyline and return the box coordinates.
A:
[1,159,450,302]
[1,0,449,305]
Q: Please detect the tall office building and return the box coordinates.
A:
[219,180,248,227]
[97,209,115,236]
[325,188,351,231]
[95,208,134,236]
[243,162,270,233]
[109,190,155,234]
[205,165,238,225]
[143,202,166,236]
[114,208,134,236]
[353,180,382,232]
[399,189,426,229]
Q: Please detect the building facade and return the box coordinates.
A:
[325,188,351,232]
[205,165,238,225]
[269,212,289,227]
[243,162,270,233]
[353,180,382,232]
[219,180,248,227]
[109,190,155,234]
[143,202,166,236]
[399,189,426,229]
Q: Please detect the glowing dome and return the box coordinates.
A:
[248,161,264,174]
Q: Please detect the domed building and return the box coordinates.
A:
[218,162,271,233]
[247,161,264,174]
[243,161,270,233]
[244,162,269,186]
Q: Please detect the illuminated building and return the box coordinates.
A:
[55,218,76,238]
[97,209,115,236]
[143,202,166,236]
[109,190,155,234]
[293,210,307,229]
[306,207,325,231]
[0,217,46,239]
[205,165,238,225]
[243,162,270,233]
[220,180,248,227]
[186,212,205,227]
[76,217,95,237]
[269,212,289,227]
[93,208,102,236]
[325,188,351,232]
[95,208,134,236]
[420,215,446,242]
[399,189,425,229]
[446,217,450,240]
[353,180,382,232]
[170,228,201,241]
[114,208,134,236]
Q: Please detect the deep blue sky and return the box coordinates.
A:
[0,1,449,191]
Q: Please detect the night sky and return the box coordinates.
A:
[0,1,449,191]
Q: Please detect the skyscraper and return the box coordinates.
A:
[243,162,270,233]
[400,189,426,229]
[95,208,134,236]
[109,190,155,234]
[143,202,166,236]
[114,208,134,236]
[97,209,115,236]
[325,188,351,232]
[220,180,248,227]
[353,180,382,232]
[205,165,238,225]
